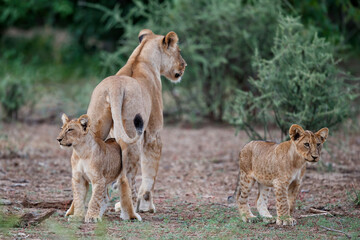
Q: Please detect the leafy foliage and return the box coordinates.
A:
[225,16,358,140]
[95,0,280,121]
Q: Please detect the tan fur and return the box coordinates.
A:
[69,29,186,213]
[235,124,329,226]
[57,114,141,222]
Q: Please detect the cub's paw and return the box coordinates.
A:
[136,191,155,213]
[241,214,258,223]
[276,217,297,226]
[85,214,102,223]
[67,215,84,222]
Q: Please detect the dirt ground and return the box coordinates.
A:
[0,122,359,239]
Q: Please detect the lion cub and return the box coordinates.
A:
[235,124,328,226]
[57,113,142,222]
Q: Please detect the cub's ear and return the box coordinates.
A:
[315,127,329,143]
[138,29,154,43]
[79,114,91,133]
[289,124,304,141]
[163,31,178,49]
[61,113,69,125]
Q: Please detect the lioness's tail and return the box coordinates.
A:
[227,171,241,204]
[110,90,143,144]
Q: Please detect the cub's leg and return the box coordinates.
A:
[237,172,256,223]
[69,173,88,221]
[124,142,141,203]
[114,142,140,212]
[256,183,274,222]
[288,165,305,214]
[117,175,142,221]
[85,179,106,223]
[137,132,161,213]
[273,181,296,226]
[65,182,89,217]
[288,180,301,214]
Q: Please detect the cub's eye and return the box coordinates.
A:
[67,129,73,133]
[317,143,321,147]
[304,143,310,148]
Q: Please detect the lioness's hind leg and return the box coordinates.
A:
[256,183,275,222]
[237,172,256,223]
[118,175,142,221]
[137,132,161,213]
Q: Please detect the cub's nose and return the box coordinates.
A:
[57,138,62,143]
[312,156,318,161]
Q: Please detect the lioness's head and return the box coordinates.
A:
[289,124,329,162]
[138,29,187,83]
[56,114,90,147]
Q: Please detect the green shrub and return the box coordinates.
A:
[92,0,281,121]
[0,75,30,120]
[225,16,358,140]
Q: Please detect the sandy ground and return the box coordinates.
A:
[0,123,359,238]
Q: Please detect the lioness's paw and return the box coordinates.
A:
[137,192,156,213]
[262,217,276,224]
[85,215,102,223]
[120,211,142,221]
[114,202,122,213]
[276,217,297,226]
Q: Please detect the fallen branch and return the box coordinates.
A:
[319,225,351,239]
[309,208,333,216]
[21,197,72,210]
[16,209,56,227]
[299,213,332,218]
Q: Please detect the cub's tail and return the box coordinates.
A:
[227,171,241,204]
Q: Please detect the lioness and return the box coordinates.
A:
[68,29,186,214]
[57,114,142,222]
[235,124,328,226]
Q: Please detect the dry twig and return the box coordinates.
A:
[319,225,351,239]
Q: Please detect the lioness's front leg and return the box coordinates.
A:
[274,181,296,226]
[137,132,161,213]
[85,179,106,223]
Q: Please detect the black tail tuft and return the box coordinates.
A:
[133,113,144,135]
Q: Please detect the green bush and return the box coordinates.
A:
[94,0,281,121]
[0,75,30,120]
[224,16,358,140]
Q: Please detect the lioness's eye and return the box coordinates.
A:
[304,143,310,147]
[67,129,73,132]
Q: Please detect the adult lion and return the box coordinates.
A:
[68,29,186,214]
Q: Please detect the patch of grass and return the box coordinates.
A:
[0,211,20,237]
[347,187,360,206]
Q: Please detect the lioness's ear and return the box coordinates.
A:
[163,31,178,49]
[61,113,69,125]
[289,124,304,141]
[315,127,329,143]
[79,114,90,133]
[138,29,154,43]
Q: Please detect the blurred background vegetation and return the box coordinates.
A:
[0,0,359,139]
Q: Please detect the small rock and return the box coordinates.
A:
[0,199,12,205]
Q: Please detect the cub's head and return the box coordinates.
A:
[56,114,90,148]
[138,29,187,83]
[289,124,329,162]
